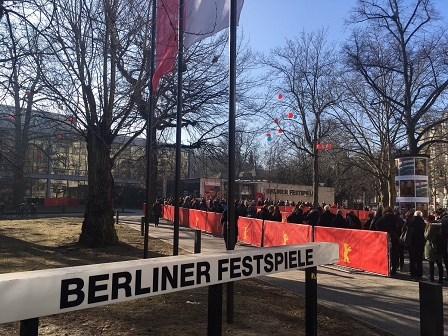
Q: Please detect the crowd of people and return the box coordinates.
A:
[160,196,448,281]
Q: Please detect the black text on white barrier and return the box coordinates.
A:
[0,242,339,323]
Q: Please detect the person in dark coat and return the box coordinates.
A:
[375,206,400,274]
[369,207,383,230]
[152,199,162,227]
[407,211,427,279]
[236,201,248,217]
[364,213,374,230]
[395,210,405,271]
[256,204,271,220]
[330,209,348,228]
[436,208,448,280]
[317,205,335,227]
[287,204,305,224]
[270,205,282,222]
[305,208,320,226]
[220,206,238,249]
[346,211,362,229]
[247,201,258,218]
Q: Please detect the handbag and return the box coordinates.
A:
[399,224,413,246]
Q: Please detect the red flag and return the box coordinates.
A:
[152,0,179,92]
[152,0,244,92]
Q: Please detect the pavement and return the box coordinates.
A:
[26,208,448,335]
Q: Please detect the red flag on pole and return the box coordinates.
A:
[152,0,244,92]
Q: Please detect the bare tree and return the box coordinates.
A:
[343,0,448,155]
[259,29,341,207]
[39,0,153,246]
[0,0,54,206]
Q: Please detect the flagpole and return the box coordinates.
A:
[173,0,185,256]
[144,0,157,259]
[226,0,238,324]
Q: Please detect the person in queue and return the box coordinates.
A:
[407,210,426,280]
[346,210,362,229]
[305,206,321,226]
[395,210,405,271]
[424,220,445,284]
[436,208,448,281]
[375,206,400,274]
[317,204,335,227]
[270,205,282,222]
[330,209,348,228]
[256,204,271,220]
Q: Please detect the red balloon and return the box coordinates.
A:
[9,115,14,120]
[325,143,332,149]
[287,112,294,118]
[57,134,62,139]
[67,117,73,123]
[278,128,283,134]
[266,133,271,137]
[274,118,279,124]
[278,93,283,99]
[316,143,323,150]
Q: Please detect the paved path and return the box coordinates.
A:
[117,211,448,335]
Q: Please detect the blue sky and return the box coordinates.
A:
[239,0,448,54]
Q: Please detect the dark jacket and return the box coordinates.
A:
[407,216,426,250]
[236,203,248,217]
[305,209,320,226]
[287,208,304,224]
[247,204,257,218]
[257,207,271,220]
[152,201,162,216]
[375,213,400,243]
[331,213,348,229]
[317,210,335,227]
[346,212,362,229]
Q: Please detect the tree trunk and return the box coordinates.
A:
[79,130,118,247]
[313,150,319,208]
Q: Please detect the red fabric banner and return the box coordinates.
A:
[263,221,312,247]
[189,209,207,231]
[237,217,263,247]
[161,205,174,221]
[205,212,223,236]
[314,227,389,275]
[179,208,190,226]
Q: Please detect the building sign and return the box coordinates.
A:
[0,243,338,324]
[265,189,313,196]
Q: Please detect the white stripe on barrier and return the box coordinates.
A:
[0,242,338,324]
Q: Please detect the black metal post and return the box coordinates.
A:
[115,209,119,224]
[207,284,223,336]
[173,0,185,257]
[305,266,318,336]
[420,281,443,336]
[144,0,157,259]
[141,216,145,236]
[226,0,238,324]
[20,318,39,336]
[194,230,201,254]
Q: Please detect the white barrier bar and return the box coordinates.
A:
[0,242,338,324]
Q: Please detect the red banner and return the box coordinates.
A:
[263,221,312,247]
[205,212,223,236]
[314,227,389,275]
[237,217,263,247]
[179,208,190,226]
[161,205,174,221]
[189,209,207,230]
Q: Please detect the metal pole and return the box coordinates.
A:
[144,0,157,259]
[226,0,238,324]
[305,266,318,336]
[20,318,39,336]
[173,0,185,256]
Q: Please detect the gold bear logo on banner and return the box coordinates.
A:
[243,227,249,240]
[342,242,352,263]
[282,233,289,245]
